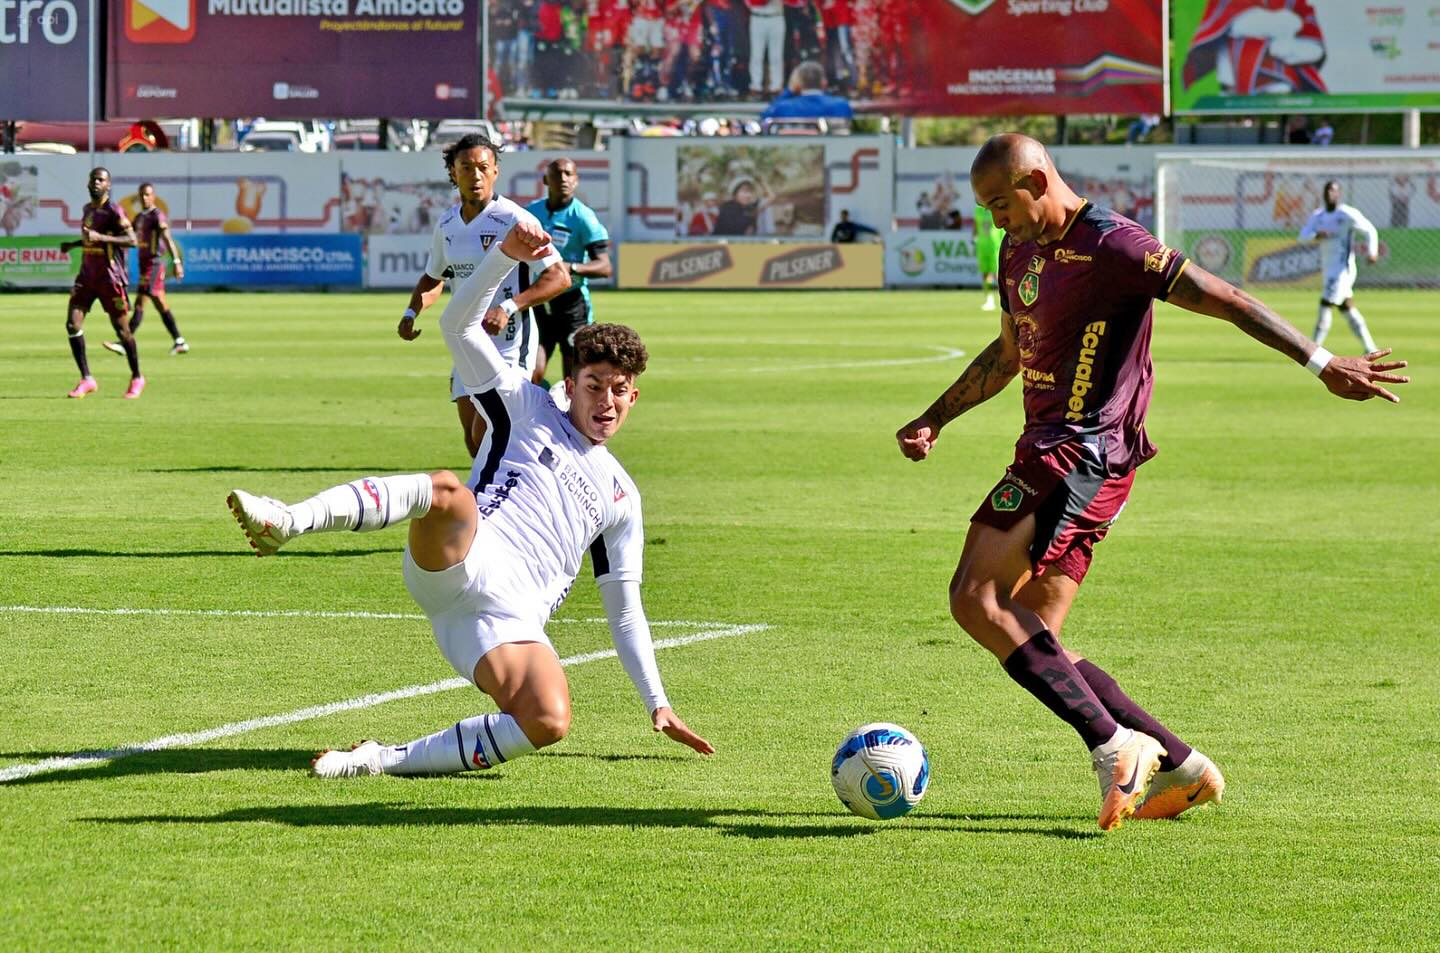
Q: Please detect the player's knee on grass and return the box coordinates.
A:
[514,697,571,748]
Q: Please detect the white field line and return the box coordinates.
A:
[750,346,965,373]
[0,616,768,784]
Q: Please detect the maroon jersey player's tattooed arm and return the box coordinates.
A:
[924,311,1020,426]
[896,312,1019,461]
[1167,261,1410,403]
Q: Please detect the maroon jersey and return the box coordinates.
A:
[77,200,131,288]
[135,207,168,270]
[998,202,1188,477]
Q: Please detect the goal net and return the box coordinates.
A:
[1155,151,1440,290]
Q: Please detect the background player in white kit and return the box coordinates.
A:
[1299,180,1381,353]
[228,221,713,777]
[398,133,571,459]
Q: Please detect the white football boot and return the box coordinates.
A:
[1091,728,1166,831]
[311,741,387,779]
[226,489,297,557]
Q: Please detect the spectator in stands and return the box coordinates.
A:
[1286,115,1311,144]
[944,209,964,231]
[1127,113,1161,144]
[761,60,853,121]
[747,0,785,98]
[819,0,855,92]
[830,209,877,243]
[1312,118,1334,146]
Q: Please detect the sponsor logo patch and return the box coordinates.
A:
[991,483,1023,512]
[1017,271,1039,307]
[612,477,627,503]
[1053,248,1092,264]
[1028,255,1046,274]
[1144,245,1175,274]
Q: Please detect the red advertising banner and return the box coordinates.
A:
[488,0,1161,116]
[108,0,479,119]
[904,0,1164,115]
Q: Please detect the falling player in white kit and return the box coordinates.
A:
[228,220,714,776]
[398,133,572,459]
[1299,180,1381,353]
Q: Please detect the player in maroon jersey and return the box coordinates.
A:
[104,182,187,359]
[59,168,142,399]
[896,134,1408,831]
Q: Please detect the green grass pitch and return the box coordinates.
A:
[2,287,1437,950]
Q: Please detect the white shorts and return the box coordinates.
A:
[1322,267,1357,304]
[403,525,556,684]
[628,15,664,50]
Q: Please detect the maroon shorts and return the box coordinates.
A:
[69,279,130,321]
[970,439,1135,584]
[138,259,165,295]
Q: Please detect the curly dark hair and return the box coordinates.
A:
[442,133,500,174]
[574,324,648,377]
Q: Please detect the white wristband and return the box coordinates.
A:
[1305,346,1333,377]
[401,308,417,321]
[499,299,519,318]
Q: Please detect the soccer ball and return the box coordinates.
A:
[830,722,930,820]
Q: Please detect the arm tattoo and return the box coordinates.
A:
[1169,267,1312,364]
[924,335,1019,426]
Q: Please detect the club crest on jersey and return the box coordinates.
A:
[612,477,627,503]
[539,447,559,471]
[1144,246,1175,274]
[1018,271,1040,307]
[992,483,1023,512]
[480,233,497,250]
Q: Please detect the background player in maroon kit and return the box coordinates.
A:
[105,182,188,358]
[59,167,143,399]
[896,134,1408,831]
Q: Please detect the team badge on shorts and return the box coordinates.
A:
[1018,272,1039,307]
[991,483,1024,512]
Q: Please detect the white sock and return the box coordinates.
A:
[1313,305,1333,344]
[380,713,537,775]
[1343,306,1377,353]
[1090,726,1135,757]
[289,473,432,533]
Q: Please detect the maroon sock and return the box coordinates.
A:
[120,334,141,377]
[159,309,182,340]
[129,308,145,333]
[1002,630,1119,750]
[68,332,90,378]
[1074,658,1191,772]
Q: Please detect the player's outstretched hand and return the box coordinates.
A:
[1320,348,1410,403]
[652,706,714,755]
[397,316,421,340]
[896,414,940,461]
[500,221,554,261]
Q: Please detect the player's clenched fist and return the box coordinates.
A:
[896,415,939,461]
[501,221,552,260]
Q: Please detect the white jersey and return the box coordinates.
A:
[426,195,561,370]
[1299,204,1379,281]
[466,365,644,622]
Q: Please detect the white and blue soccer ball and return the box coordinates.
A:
[831,722,930,820]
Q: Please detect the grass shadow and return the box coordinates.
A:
[1,748,330,786]
[86,803,1099,841]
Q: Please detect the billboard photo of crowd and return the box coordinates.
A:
[488,0,908,106]
[676,144,825,237]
